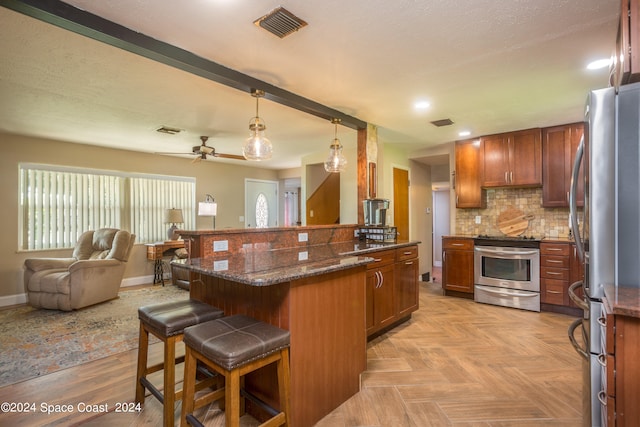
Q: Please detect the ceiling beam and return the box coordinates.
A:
[1,0,368,130]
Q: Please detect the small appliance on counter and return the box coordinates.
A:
[363,198,390,226]
[358,225,397,243]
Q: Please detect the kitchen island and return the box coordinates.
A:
[172,231,419,427]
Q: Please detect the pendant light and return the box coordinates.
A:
[243,89,273,161]
[324,118,347,173]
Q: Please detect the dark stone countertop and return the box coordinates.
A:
[603,283,640,318]
[171,240,420,286]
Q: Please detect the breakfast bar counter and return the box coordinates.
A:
[171,241,378,427]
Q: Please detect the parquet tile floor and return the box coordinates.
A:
[0,279,583,426]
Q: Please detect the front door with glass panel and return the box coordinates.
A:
[245,179,278,228]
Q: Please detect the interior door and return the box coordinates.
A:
[393,167,409,240]
[245,179,278,228]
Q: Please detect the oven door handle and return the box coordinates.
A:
[567,318,589,361]
[474,247,539,257]
[475,285,538,298]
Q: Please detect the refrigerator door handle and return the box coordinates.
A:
[568,318,589,361]
[568,281,589,311]
[569,134,585,263]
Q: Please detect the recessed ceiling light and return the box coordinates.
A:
[458,130,471,137]
[587,58,611,70]
[414,100,431,110]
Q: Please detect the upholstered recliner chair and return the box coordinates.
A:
[24,228,136,311]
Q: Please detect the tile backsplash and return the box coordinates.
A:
[455,187,582,238]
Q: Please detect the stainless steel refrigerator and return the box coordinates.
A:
[569,82,640,427]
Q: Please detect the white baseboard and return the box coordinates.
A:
[1,275,163,308]
[0,292,28,307]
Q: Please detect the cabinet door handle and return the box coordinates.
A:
[547,290,562,294]
[403,251,413,255]
[450,243,464,247]
[547,271,563,276]
[404,261,414,265]
[510,171,513,183]
[373,258,382,262]
[597,390,607,407]
[505,171,508,183]
[547,260,564,264]
[547,248,563,252]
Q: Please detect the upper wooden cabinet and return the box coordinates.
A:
[454,139,485,208]
[612,0,640,87]
[479,128,542,188]
[542,122,584,207]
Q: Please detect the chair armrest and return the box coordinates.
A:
[68,258,122,273]
[24,258,76,272]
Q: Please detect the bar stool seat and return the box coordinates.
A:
[180,314,291,427]
[136,299,224,427]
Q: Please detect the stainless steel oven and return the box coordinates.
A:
[474,240,540,312]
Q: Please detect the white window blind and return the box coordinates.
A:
[129,176,195,243]
[19,164,195,250]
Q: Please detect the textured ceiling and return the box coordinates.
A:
[0,0,619,169]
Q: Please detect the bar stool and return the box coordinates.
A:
[136,299,225,427]
[180,314,291,427]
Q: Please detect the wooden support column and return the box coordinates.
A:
[357,127,368,225]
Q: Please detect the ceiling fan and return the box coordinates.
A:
[159,136,246,162]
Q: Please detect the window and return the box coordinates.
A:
[19,164,195,250]
[255,192,269,228]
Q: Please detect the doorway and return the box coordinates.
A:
[245,179,279,228]
[432,187,450,267]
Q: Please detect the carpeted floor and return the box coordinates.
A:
[0,285,189,387]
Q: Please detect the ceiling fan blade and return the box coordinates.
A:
[214,153,247,160]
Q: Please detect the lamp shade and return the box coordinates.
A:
[198,201,218,216]
[164,208,184,224]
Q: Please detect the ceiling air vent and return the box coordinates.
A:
[430,118,454,127]
[254,7,308,38]
[156,126,182,135]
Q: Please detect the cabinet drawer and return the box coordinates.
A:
[443,238,473,250]
[540,243,570,256]
[541,266,569,281]
[541,255,569,269]
[396,245,418,261]
[366,249,396,268]
[542,279,565,305]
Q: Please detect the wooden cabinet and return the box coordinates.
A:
[612,0,640,87]
[480,128,542,188]
[442,237,474,295]
[454,139,485,208]
[603,296,640,426]
[540,241,583,315]
[542,123,584,207]
[366,245,420,337]
[540,242,570,306]
[395,245,419,317]
[569,243,585,309]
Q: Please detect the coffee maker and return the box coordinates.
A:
[363,198,390,226]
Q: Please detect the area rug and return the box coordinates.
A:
[0,285,189,387]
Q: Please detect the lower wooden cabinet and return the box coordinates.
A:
[540,241,583,315]
[366,245,419,337]
[603,296,640,426]
[442,237,474,295]
[396,245,419,317]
